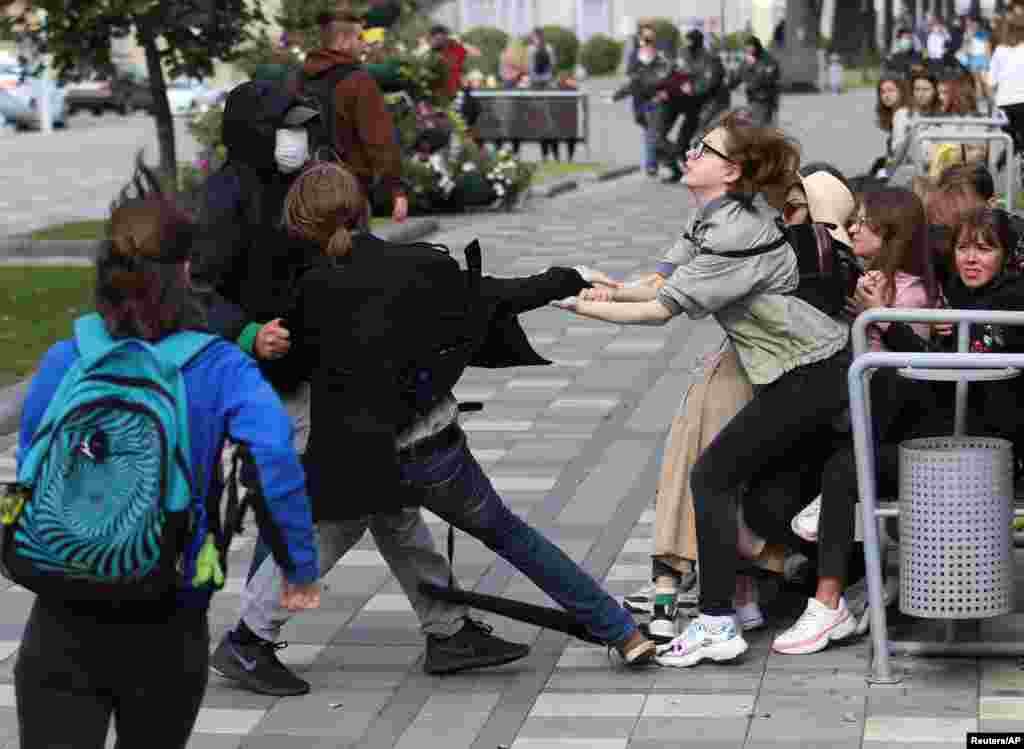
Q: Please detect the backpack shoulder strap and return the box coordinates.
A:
[702,219,790,258]
[157,331,220,371]
[73,313,116,361]
[305,63,361,157]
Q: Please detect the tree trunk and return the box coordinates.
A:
[832,1,868,57]
[138,21,176,182]
[884,0,895,54]
[779,0,821,90]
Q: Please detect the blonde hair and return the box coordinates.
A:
[283,163,366,257]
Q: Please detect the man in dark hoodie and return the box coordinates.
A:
[194,82,531,698]
[299,10,407,224]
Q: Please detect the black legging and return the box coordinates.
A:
[15,598,210,749]
[1002,102,1024,152]
[690,348,851,611]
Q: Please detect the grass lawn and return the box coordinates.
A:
[531,161,606,185]
[30,220,107,241]
[0,266,95,386]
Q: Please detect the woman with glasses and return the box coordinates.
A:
[553,110,852,668]
[777,187,941,654]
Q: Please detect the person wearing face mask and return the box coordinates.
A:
[885,28,923,76]
[728,36,781,127]
[613,25,674,176]
[192,83,536,697]
[654,29,729,184]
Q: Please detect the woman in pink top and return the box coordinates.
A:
[847,186,940,350]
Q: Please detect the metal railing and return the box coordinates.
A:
[850,308,1024,684]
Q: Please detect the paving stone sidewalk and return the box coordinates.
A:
[0,173,1021,749]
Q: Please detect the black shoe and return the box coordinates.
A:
[210,630,310,697]
[423,618,530,675]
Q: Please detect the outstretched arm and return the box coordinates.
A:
[554,296,674,326]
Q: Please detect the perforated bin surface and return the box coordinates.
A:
[899,436,1015,619]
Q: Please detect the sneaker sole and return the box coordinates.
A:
[772,612,857,655]
[423,646,531,676]
[647,618,677,643]
[209,657,311,697]
[655,636,748,668]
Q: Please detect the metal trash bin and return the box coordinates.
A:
[899,436,1015,619]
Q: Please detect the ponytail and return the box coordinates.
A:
[283,163,365,257]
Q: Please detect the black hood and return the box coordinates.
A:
[222,81,295,174]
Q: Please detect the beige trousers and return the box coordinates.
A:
[653,341,753,575]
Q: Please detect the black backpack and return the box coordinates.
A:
[299,64,361,163]
[397,239,489,416]
[707,219,862,318]
[533,45,552,76]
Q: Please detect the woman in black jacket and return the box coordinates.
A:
[240,162,658,672]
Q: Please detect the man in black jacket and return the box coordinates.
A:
[214,187,657,682]
[729,35,781,126]
[197,83,532,697]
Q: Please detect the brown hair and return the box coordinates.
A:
[953,208,1022,280]
[861,187,939,305]
[925,178,988,227]
[909,68,940,115]
[283,162,366,257]
[718,109,801,207]
[938,76,977,115]
[875,76,907,132]
[318,8,363,48]
[95,158,204,342]
[1002,14,1024,45]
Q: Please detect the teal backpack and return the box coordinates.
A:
[1,314,217,601]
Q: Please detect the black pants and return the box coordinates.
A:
[690,349,851,611]
[1002,103,1024,152]
[15,598,210,749]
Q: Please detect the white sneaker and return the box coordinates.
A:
[655,615,748,668]
[791,495,821,543]
[622,571,697,615]
[647,608,678,643]
[772,597,857,655]
[735,601,765,631]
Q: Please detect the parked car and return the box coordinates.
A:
[64,67,152,116]
[165,78,210,116]
[0,80,67,131]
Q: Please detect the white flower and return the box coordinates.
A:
[462,162,477,173]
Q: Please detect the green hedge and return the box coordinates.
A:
[580,34,623,76]
[541,25,579,72]
[462,26,509,77]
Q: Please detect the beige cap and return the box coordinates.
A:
[800,170,855,247]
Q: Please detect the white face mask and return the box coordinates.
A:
[274,128,309,174]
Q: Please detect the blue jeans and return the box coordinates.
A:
[402,428,635,644]
[642,103,658,172]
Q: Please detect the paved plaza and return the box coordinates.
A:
[1,84,1021,747]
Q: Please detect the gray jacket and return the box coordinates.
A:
[656,193,849,384]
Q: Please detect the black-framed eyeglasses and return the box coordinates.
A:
[688,140,735,163]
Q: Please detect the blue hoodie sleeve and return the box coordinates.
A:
[214,345,319,585]
[18,340,77,466]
